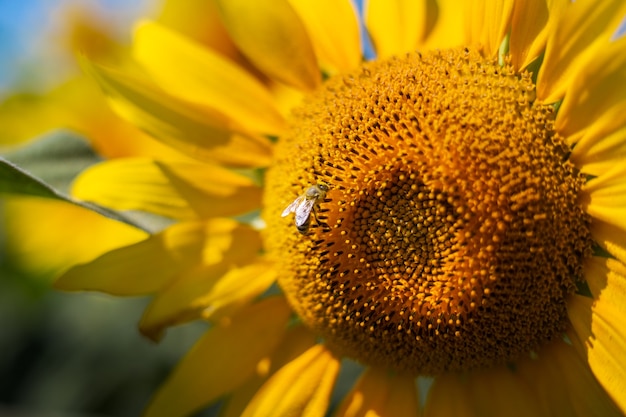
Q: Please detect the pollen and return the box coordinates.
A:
[263,48,592,375]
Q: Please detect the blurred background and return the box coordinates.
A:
[0,0,150,95]
[0,1,208,416]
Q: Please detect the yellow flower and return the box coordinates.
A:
[54,0,626,415]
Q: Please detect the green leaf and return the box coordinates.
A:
[0,135,154,232]
[0,155,151,233]
[0,156,62,199]
[3,131,102,194]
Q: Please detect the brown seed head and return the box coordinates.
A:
[264,48,592,374]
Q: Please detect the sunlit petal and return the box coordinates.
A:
[139,257,273,341]
[465,0,514,57]
[589,219,626,266]
[568,257,626,414]
[241,344,341,417]
[155,0,240,61]
[556,35,626,145]
[72,157,262,220]
[570,116,626,177]
[220,326,318,417]
[81,57,273,167]
[133,21,286,135]
[583,163,626,205]
[422,0,466,50]
[4,196,147,277]
[55,219,255,296]
[215,0,321,91]
[365,0,430,59]
[582,163,626,233]
[289,0,361,74]
[143,297,293,417]
[0,77,189,160]
[509,0,549,70]
[537,0,626,103]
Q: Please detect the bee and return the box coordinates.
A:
[281,184,329,234]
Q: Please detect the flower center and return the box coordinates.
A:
[263,48,592,375]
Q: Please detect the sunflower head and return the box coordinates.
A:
[264,46,593,374]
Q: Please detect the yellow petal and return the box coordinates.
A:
[156,0,241,62]
[138,220,262,340]
[0,78,167,160]
[469,366,542,416]
[468,367,543,417]
[81,57,273,167]
[515,342,572,415]
[241,344,341,417]
[584,205,626,241]
[199,261,277,320]
[0,91,71,147]
[424,373,473,417]
[61,7,124,61]
[589,219,626,266]
[570,121,626,177]
[55,219,248,296]
[155,0,266,102]
[568,257,626,413]
[517,339,622,416]
[143,296,293,417]
[583,163,626,204]
[365,0,430,59]
[425,366,543,417]
[221,325,318,417]
[71,157,262,220]
[335,367,419,417]
[133,21,286,136]
[289,0,361,74]
[139,257,274,341]
[557,35,626,175]
[582,257,626,310]
[556,36,626,142]
[509,0,549,70]
[270,81,306,121]
[570,296,626,414]
[422,0,466,50]
[3,196,147,277]
[464,0,514,57]
[582,163,626,233]
[536,0,626,104]
[215,0,321,92]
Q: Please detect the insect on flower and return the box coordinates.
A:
[281,184,329,234]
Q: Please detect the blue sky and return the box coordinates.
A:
[0,0,150,96]
[0,0,45,89]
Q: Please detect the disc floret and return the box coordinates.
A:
[264,48,592,374]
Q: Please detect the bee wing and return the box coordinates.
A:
[282,195,305,217]
[294,198,316,227]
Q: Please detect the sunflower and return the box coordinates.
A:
[53,0,626,415]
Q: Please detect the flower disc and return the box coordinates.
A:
[264,48,592,374]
